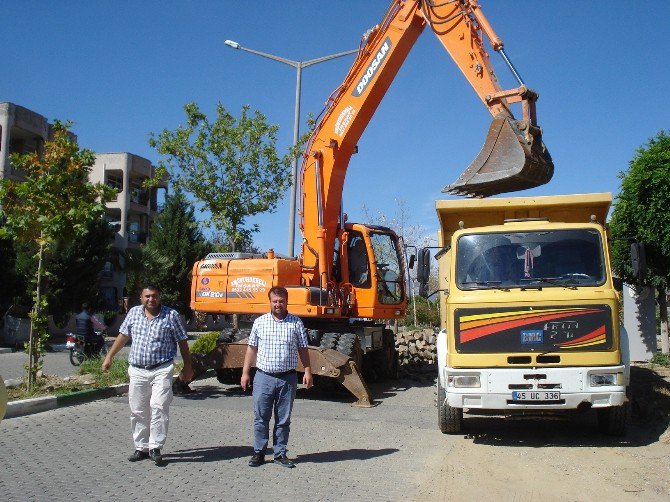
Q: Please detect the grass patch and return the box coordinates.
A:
[7,357,130,402]
[78,357,129,387]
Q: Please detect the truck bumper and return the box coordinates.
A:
[441,366,626,411]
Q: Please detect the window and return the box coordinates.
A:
[106,174,123,191]
[347,232,370,287]
[369,232,404,305]
[456,229,606,290]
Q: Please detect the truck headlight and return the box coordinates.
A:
[590,373,621,386]
[448,375,481,388]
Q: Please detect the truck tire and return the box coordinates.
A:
[437,377,463,434]
[597,388,631,436]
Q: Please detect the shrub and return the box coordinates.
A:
[191,331,220,355]
[400,297,440,328]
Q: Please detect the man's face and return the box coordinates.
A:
[141,288,161,310]
[269,292,288,319]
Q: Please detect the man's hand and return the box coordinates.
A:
[101,356,112,373]
[241,372,251,391]
[303,369,313,389]
[180,365,194,383]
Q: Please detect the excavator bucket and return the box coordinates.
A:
[173,340,374,408]
[444,115,554,197]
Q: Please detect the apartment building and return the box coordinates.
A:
[90,153,167,308]
[1,102,166,309]
[0,102,51,181]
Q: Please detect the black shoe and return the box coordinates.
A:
[128,450,149,462]
[149,448,165,465]
[274,454,295,468]
[248,452,265,467]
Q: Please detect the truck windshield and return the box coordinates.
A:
[369,232,404,304]
[456,229,606,290]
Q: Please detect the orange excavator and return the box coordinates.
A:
[182,0,553,406]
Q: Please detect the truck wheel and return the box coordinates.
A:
[437,377,463,434]
[597,388,631,436]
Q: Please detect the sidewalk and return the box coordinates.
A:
[4,383,129,419]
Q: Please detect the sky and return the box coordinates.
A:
[2,1,669,255]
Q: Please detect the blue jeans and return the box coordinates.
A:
[252,370,297,457]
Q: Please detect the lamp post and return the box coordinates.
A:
[224,39,358,257]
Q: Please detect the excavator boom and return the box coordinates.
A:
[299,0,553,279]
[187,0,554,406]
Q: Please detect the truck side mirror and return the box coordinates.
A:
[630,242,646,280]
[416,248,431,284]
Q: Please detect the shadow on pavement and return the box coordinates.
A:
[295,447,399,464]
[163,445,250,463]
[177,384,239,401]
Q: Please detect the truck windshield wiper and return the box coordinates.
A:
[520,277,576,289]
[460,280,509,290]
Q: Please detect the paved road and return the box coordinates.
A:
[0,377,444,501]
[2,371,669,501]
[0,339,195,381]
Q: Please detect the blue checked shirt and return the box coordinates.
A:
[119,305,187,367]
[248,313,308,373]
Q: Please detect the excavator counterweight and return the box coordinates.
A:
[445,115,554,197]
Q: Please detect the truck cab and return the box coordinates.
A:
[420,193,630,435]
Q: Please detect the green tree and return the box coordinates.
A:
[0,122,114,388]
[46,216,115,317]
[609,130,670,354]
[120,246,171,308]
[0,236,23,314]
[145,190,210,312]
[149,102,293,250]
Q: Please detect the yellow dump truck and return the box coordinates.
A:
[417,193,631,435]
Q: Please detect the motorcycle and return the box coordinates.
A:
[65,331,108,366]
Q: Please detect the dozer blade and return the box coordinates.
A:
[174,341,374,408]
[300,346,375,408]
[444,115,553,197]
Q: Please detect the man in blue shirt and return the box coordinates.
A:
[241,286,313,468]
[102,284,193,465]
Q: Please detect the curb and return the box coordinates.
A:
[5,383,129,419]
[0,348,13,354]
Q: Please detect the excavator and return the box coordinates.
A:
[179,0,554,406]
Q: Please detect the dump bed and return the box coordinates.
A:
[435,193,612,246]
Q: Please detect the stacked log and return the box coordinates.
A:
[395,328,437,366]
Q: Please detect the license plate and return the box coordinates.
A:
[66,341,75,348]
[512,391,561,401]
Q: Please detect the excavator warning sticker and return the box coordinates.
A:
[335,106,356,137]
[352,37,391,97]
[230,276,267,294]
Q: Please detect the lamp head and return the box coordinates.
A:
[224,39,240,49]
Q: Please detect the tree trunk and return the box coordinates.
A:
[27,238,45,390]
[658,287,669,355]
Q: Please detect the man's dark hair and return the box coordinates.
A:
[81,303,89,310]
[141,284,162,294]
[268,286,288,300]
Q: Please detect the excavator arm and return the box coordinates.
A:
[299,0,553,285]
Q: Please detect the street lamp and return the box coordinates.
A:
[224,39,358,257]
